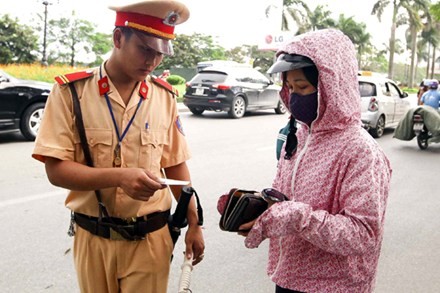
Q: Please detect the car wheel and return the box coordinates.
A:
[20,102,45,141]
[275,100,287,114]
[228,96,246,118]
[189,107,204,115]
[369,115,385,138]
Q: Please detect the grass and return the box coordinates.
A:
[0,63,86,83]
[401,87,419,94]
[1,63,186,100]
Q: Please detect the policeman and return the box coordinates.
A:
[32,1,204,292]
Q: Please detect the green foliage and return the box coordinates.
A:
[89,32,113,67]
[0,14,39,64]
[47,16,103,66]
[158,33,227,69]
[361,50,388,73]
[431,2,440,21]
[166,75,186,85]
[226,45,274,74]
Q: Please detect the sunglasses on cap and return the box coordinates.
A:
[267,53,315,74]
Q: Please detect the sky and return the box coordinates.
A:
[1,0,402,54]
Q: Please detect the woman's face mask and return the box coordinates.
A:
[289,91,318,126]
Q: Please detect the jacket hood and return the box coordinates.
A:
[278,29,361,132]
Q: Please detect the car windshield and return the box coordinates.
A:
[191,72,227,84]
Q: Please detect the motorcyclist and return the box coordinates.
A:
[420,79,440,110]
[417,79,430,105]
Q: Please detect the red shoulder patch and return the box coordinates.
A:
[152,76,179,97]
[55,70,94,85]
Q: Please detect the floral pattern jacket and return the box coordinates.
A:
[244,29,392,293]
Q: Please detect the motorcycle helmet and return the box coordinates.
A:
[423,79,431,87]
[429,79,439,89]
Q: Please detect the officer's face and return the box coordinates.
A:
[117,29,164,80]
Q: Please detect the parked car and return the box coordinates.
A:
[358,72,411,138]
[0,70,52,140]
[196,60,251,72]
[183,66,286,118]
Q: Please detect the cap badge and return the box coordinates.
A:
[163,11,179,26]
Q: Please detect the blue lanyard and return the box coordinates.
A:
[99,67,144,145]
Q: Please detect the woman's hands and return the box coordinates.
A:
[237,219,257,237]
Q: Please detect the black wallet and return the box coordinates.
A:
[219,189,268,232]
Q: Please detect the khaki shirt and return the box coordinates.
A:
[33,65,191,217]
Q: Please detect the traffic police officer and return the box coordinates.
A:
[32,1,205,292]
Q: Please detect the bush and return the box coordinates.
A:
[166,74,186,85]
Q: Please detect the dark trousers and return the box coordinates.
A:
[275,285,305,293]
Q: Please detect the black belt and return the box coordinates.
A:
[74,210,170,241]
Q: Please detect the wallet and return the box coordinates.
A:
[219,189,268,232]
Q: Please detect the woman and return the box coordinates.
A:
[239,29,392,292]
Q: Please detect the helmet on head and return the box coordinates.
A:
[429,79,438,89]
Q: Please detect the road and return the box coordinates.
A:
[0,108,439,293]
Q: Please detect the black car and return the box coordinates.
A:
[183,66,286,118]
[0,70,52,140]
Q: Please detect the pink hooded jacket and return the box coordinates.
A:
[244,29,392,292]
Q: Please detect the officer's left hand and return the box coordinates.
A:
[184,225,205,266]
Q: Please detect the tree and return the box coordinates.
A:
[158,33,227,69]
[46,13,101,66]
[307,5,337,31]
[226,45,274,73]
[430,1,440,21]
[404,0,430,87]
[89,32,113,66]
[372,0,430,80]
[0,14,39,64]
[421,6,440,78]
[273,1,335,33]
[335,14,373,68]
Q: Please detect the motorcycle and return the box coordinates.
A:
[412,108,440,150]
[394,105,440,149]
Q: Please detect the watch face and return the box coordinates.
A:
[262,188,287,202]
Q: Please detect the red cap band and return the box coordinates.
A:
[115,11,175,39]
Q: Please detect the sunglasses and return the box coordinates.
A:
[261,188,288,203]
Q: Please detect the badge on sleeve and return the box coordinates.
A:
[175,116,185,136]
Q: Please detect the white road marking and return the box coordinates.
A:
[0,190,65,208]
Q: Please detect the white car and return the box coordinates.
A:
[358,73,411,138]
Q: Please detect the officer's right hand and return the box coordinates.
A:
[118,168,165,201]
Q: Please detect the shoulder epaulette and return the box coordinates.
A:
[152,76,179,97]
[55,70,94,85]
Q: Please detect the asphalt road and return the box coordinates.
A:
[0,106,439,293]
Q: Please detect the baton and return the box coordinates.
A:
[168,186,195,246]
[178,253,193,293]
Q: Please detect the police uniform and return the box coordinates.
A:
[32,1,191,292]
